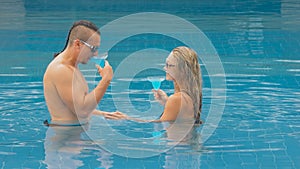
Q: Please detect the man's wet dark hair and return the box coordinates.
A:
[53,20,100,58]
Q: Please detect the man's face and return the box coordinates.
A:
[79,33,101,64]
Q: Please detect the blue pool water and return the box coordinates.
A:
[1,0,300,168]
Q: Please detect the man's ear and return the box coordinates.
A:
[73,39,81,48]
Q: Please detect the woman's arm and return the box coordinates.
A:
[93,94,182,122]
[93,109,129,120]
[159,94,181,121]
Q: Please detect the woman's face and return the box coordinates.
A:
[164,53,178,81]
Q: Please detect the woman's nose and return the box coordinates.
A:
[163,65,167,71]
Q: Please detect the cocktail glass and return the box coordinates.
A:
[147,76,165,90]
[90,52,108,67]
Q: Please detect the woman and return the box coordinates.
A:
[108,46,202,124]
[153,46,202,124]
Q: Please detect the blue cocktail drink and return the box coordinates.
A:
[147,76,165,90]
[90,52,108,67]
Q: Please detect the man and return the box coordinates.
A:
[43,20,122,125]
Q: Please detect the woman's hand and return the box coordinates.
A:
[152,89,168,106]
[102,111,128,120]
[93,110,128,120]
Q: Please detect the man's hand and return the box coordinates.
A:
[96,60,113,82]
[103,111,128,120]
[93,110,128,120]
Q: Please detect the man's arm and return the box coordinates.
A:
[52,63,112,118]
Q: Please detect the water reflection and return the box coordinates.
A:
[162,124,202,169]
[43,124,113,169]
[163,145,202,169]
[43,125,91,168]
[43,116,203,168]
[85,115,203,161]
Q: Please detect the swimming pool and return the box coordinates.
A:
[0,0,299,168]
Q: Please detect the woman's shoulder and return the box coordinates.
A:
[167,91,194,108]
[170,91,193,106]
[168,93,181,102]
[170,91,191,99]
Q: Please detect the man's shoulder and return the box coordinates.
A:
[44,61,74,83]
[47,61,74,74]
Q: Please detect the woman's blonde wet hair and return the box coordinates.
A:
[171,46,202,124]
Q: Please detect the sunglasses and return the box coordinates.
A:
[165,63,176,68]
[79,40,99,53]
